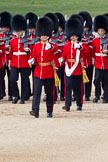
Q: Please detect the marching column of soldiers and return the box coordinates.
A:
[0,11,108,118]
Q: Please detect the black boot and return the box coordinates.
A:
[93,97,99,103]
[62,106,70,111]
[47,112,53,118]
[77,106,82,111]
[12,96,20,104]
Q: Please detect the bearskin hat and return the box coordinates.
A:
[65,17,83,41]
[69,14,84,26]
[25,12,38,28]
[12,14,27,31]
[79,11,92,31]
[36,17,53,38]
[94,15,108,33]
[44,12,59,33]
[103,13,108,19]
[0,11,12,28]
[55,12,65,31]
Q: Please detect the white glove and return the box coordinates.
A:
[28,58,35,65]
[58,57,64,64]
[102,50,108,54]
[45,43,52,50]
[74,43,81,50]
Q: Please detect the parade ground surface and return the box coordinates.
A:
[0,86,108,162]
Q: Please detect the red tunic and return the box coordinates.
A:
[9,37,30,68]
[82,33,94,67]
[0,53,4,69]
[92,38,108,69]
[28,34,37,54]
[61,41,89,75]
[31,41,58,79]
[0,33,5,68]
[57,33,66,59]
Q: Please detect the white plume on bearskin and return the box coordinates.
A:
[25,12,38,28]
[79,11,92,32]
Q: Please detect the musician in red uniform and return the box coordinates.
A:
[79,11,94,101]
[59,17,89,111]
[29,17,58,118]
[0,11,13,101]
[25,12,38,98]
[92,15,108,103]
[9,14,31,104]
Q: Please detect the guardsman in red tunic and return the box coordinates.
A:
[79,11,94,101]
[92,15,108,103]
[43,12,60,102]
[0,31,5,100]
[59,17,89,111]
[68,14,84,102]
[0,11,13,101]
[55,12,66,101]
[29,17,58,118]
[0,40,5,100]
[25,12,38,99]
[9,14,31,104]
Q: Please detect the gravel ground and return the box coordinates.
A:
[0,91,108,162]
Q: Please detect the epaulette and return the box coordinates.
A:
[100,37,108,45]
[28,37,39,45]
[50,41,56,45]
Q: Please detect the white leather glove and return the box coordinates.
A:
[103,50,108,54]
[45,43,52,50]
[58,57,64,64]
[28,58,35,66]
[74,43,82,50]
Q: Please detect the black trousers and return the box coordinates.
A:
[65,74,84,108]
[1,64,12,97]
[57,65,65,99]
[31,65,36,95]
[94,68,108,100]
[44,66,65,101]
[84,65,94,98]
[0,68,3,97]
[32,77,54,113]
[10,67,31,101]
